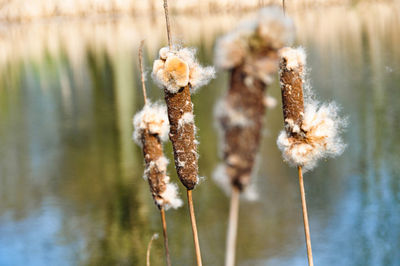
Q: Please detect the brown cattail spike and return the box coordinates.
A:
[219,64,268,191]
[141,130,167,205]
[279,47,306,137]
[164,85,198,190]
[133,102,183,209]
[277,47,347,171]
[152,47,215,190]
[214,8,294,192]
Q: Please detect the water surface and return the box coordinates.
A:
[0,2,400,265]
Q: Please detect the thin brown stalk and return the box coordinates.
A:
[146,233,158,266]
[298,166,314,266]
[283,0,286,15]
[160,207,172,266]
[163,0,172,50]
[187,190,203,266]
[225,187,240,266]
[139,40,147,104]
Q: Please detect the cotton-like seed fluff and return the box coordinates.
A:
[133,102,183,210]
[277,47,347,172]
[152,46,215,190]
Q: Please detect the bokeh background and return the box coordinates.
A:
[0,0,400,265]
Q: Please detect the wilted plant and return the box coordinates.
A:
[277,47,346,266]
[133,42,182,266]
[151,1,215,265]
[146,233,159,266]
[213,7,294,266]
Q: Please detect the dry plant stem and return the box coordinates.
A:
[187,190,203,266]
[139,40,147,104]
[298,166,314,266]
[225,187,240,266]
[163,0,172,49]
[160,207,172,266]
[164,86,198,190]
[146,233,158,266]
[283,0,286,15]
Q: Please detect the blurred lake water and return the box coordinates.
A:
[0,2,400,265]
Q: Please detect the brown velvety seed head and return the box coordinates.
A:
[220,64,267,191]
[141,130,167,208]
[279,56,304,137]
[164,85,198,190]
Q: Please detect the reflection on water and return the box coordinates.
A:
[0,2,400,265]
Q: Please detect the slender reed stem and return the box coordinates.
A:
[225,187,240,266]
[163,0,172,50]
[139,40,147,104]
[298,166,314,266]
[160,207,172,266]
[282,0,286,15]
[146,233,158,266]
[187,190,203,266]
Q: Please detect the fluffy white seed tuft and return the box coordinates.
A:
[277,100,347,172]
[212,164,232,196]
[214,99,250,128]
[178,112,195,129]
[132,101,169,146]
[152,46,215,94]
[159,183,183,210]
[264,95,277,109]
[212,163,259,201]
[214,6,295,70]
[279,46,306,70]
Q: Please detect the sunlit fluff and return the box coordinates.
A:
[278,46,306,71]
[133,101,169,146]
[214,99,250,128]
[277,100,347,172]
[152,46,215,94]
[212,163,259,201]
[214,7,295,70]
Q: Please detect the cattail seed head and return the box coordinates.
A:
[133,102,183,210]
[213,7,295,194]
[277,47,347,172]
[279,47,306,137]
[152,46,215,94]
[152,47,215,190]
[164,86,199,190]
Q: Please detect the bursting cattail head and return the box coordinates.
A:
[152,46,215,190]
[152,46,215,94]
[277,47,347,172]
[133,101,183,210]
[212,7,295,197]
